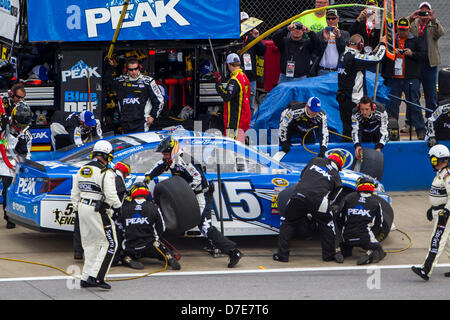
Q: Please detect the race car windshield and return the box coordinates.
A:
[59,136,146,166]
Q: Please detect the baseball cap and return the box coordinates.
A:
[80,110,96,127]
[326,9,339,17]
[226,53,240,64]
[366,0,378,5]
[307,96,321,112]
[419,1,432,10]
[397,17,410,29]
[240,12,249,22]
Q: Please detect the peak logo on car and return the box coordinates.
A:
[17,178,36,195]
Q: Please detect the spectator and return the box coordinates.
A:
[272,21,319,84]
[50,110,102,150]
[214,53,251,142]
[278,97,329,157]
[382,17,427,140]
[314,9,350,76]
[336,34,386,140]
[351,95,389,159]
[241,14,266,116]
[336,176,386,265]
[425,103,450,147]
[293,0,329,33]
[349,0,382,54]
[106,57,165,133]
[2,83,26,116]
[409,1,446,118]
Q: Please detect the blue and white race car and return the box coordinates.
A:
[5,131,393,238]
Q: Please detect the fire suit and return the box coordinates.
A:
[0,119,32,225]
[50,111,102,150]
[145,155,237,254]
[278,101,329,155]
[425,104,450,146]
[337,191,384,257]
[351,103,389,150]
[120,197,173,262]
[70,159,122,283]
[336,44,386,139]
[215,68,251,142]
[417,165,450,276]
[277,156,342,261]
[108,73,164,133]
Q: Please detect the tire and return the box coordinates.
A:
[352,147,384,181]
[438,67,450,97]
[153,176,201,235]
[371,195,394,242]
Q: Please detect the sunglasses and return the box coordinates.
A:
[326,17,337,20]
[127,66,140,71]
[14,94,25,99]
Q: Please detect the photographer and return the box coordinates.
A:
[349,0,382,53]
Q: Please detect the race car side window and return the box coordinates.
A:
[122,149,162,173]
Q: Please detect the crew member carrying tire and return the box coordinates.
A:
[273,150,346,263]
[145,137,243,268]
[336,176,387,265]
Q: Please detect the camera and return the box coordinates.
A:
[418,11,429,16]
[397,49,405,54]
[326,26,334,32]
[367,9,374,15]
[293,22,303,30]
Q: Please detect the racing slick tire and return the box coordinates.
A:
[438,67,450,97]
[352,147,384,181]
[153,176,201,235]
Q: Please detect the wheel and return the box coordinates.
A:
[153,176,201,235]
[352,148,384,181]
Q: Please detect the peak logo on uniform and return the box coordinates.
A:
[126,213,149,226]
[348,205,371,217]
[310,165,331,180]
[123,94,140,104]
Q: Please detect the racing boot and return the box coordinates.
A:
[444,272,450,277]
[122,255,145,270]
[356,250,374,265]
[371,248,386,264]
[273,252,289,263]
[74,252,83,260]
[6,221,15,229]
[81,276,112,290]
[411,266,429,281]
[334,251,344,264]
[228,248,243,268]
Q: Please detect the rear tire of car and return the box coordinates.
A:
[153,176,201,235]
[352,147,384,181]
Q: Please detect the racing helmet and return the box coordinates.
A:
[11,102,32,130]
[130,182,150,199]
[429,144,450,168]
[356,176,376,192]
[327,150,347,171]
[114,161,131,177]
[91,140,114,163]
[156,137,180,165]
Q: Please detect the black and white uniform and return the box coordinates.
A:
[336,44,386,139]
[50,111,102,150]
[0,120,32,223]
[425,104,450,143]
[419,166,450,275]
[278,157,342,260]
[337,191,384,256]
[145,155,236,254]
[70,159,122,282]
[120,197,173,261]
[109,73,164,133]
[279,101,329,155]
[351,104,389,150]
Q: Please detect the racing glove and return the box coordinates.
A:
[144,174,152,185]
[427,137,437,148]
[213,72,222,83]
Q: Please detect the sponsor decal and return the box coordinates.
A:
[126,213,150,226]
[12,202,26,214]
[80,167,93,178]
[271,178,289,187]
[61,60,101,82]
[64,90,98,112]
[17,177,36,195]
[53,203,76,226]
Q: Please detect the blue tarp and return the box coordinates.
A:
[252,71,391,142]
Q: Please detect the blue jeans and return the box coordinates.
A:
[278,73,307,84]
[249,80,257,116]
[419,64,438,117]
[387,78,425,132]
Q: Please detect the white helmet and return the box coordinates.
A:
[429,144,449,168]
[91,140,114,162]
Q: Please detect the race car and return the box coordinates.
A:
[5,131,393,239]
